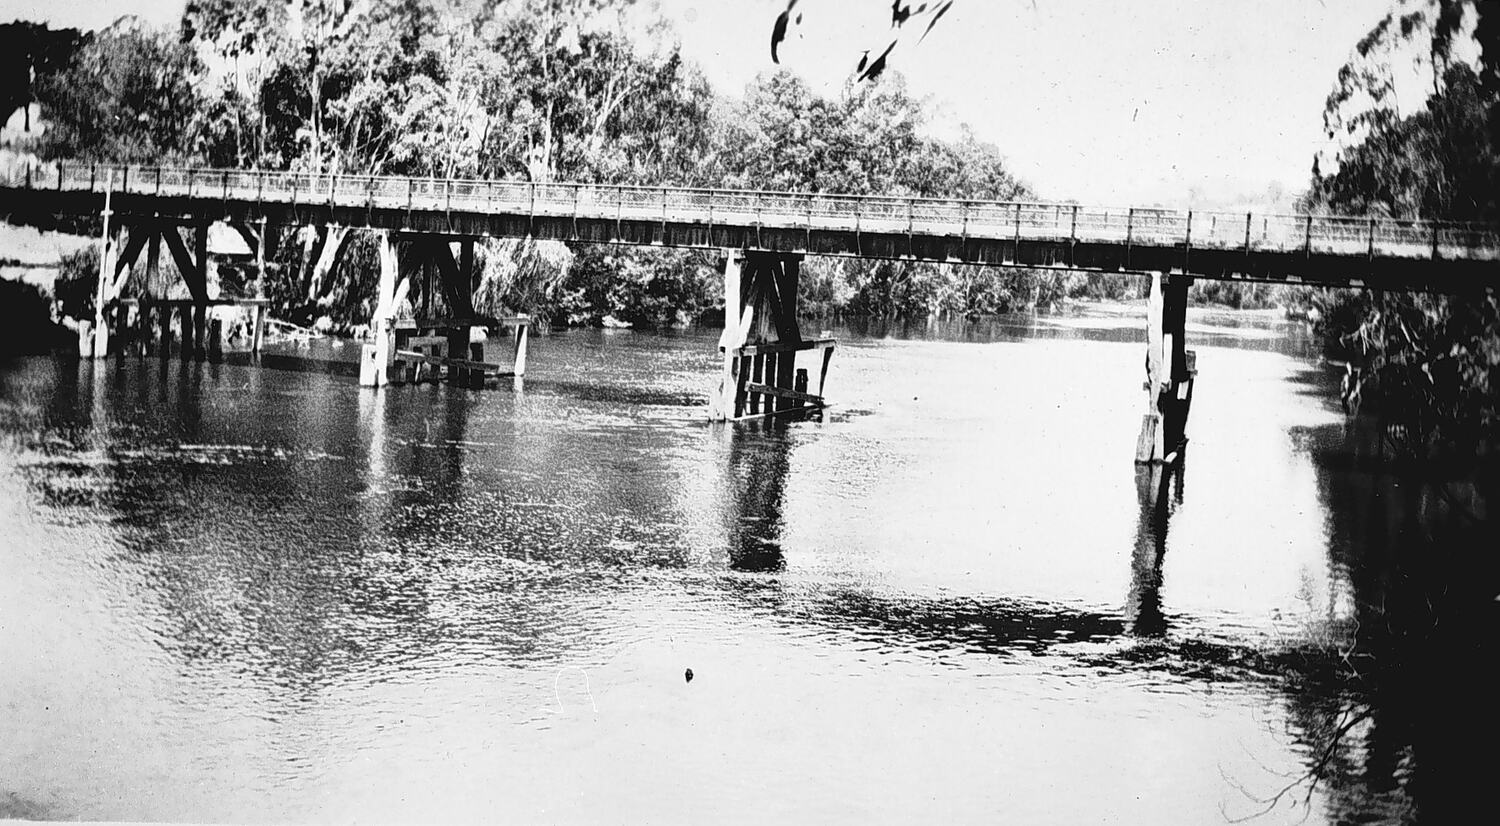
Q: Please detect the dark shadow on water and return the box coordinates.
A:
[525,378,708,408]
[1279,417,1499,824]
[241,351,360,379]
[1126,454,1186,637]
[722,578,1129,659]
[721,417,794,573]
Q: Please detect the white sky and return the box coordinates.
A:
[3,0,1399,208]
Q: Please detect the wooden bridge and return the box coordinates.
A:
[4,162,1497,462]
[5,161,1498,288]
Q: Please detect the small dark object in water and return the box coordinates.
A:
[684,668,694,683]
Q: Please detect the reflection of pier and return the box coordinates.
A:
[722,418,794,572]
[1127,456,1186,636]
[1259,422,1500,824]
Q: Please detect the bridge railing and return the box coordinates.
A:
[6,160,1499,262]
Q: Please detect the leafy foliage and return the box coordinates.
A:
[16,0,1106,330]
[31,19,202,163]
[1306,0,1500,456]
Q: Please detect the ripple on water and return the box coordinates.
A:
[0,316,1456,824]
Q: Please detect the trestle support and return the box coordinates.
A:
[710,250,834,421]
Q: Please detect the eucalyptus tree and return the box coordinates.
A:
[474,0,713,183]
[1306,0,1500,456]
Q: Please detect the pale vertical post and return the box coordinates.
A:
[88,171,114,358]
[254,217,267,297]
[362,231,400,387]
[512,319,529,377]
[193,224,209,359]
[710,250,745,420]
[1135,271,1167,463]
[252,218,268,358]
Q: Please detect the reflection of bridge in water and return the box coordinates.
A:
[5,163,1499,462]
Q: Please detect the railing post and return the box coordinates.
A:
[1368,217,1376,261]
[1431,222,1440,260]
[56,161,62,190]
[754,191,763,247]
[1182,209,1194,271]
[407,177,414,222]
[907,198,914,234]
[90,162,96,192]
[661,186,668,223]
[24,159,31,188]
[222,169,229,203]
[1304,214,1313,257]
[155,166,162,197]
[1070,204,1078,241]
[807,194,815,249]
[1244,212,1252,253]
[1126,207,1135,246]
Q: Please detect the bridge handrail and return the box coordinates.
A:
[5,160,1498,261]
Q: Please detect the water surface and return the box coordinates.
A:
[1,304,1492,823]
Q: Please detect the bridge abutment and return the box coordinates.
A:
[1135,272,1197,464]
[710,250,835,421]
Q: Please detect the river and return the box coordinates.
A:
[1,304,1494,824]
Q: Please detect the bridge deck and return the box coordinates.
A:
[3,162,1497,290]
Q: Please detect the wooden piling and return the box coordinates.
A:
[192,304,207,360]
[251,305,266,357]
[179,308,193,361]
[512,320,529,377]
[87,174,114,358]
[1135,272,1195,463]
[159,303,173,357]
[711,250,827,420]
[361,231,401,387]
